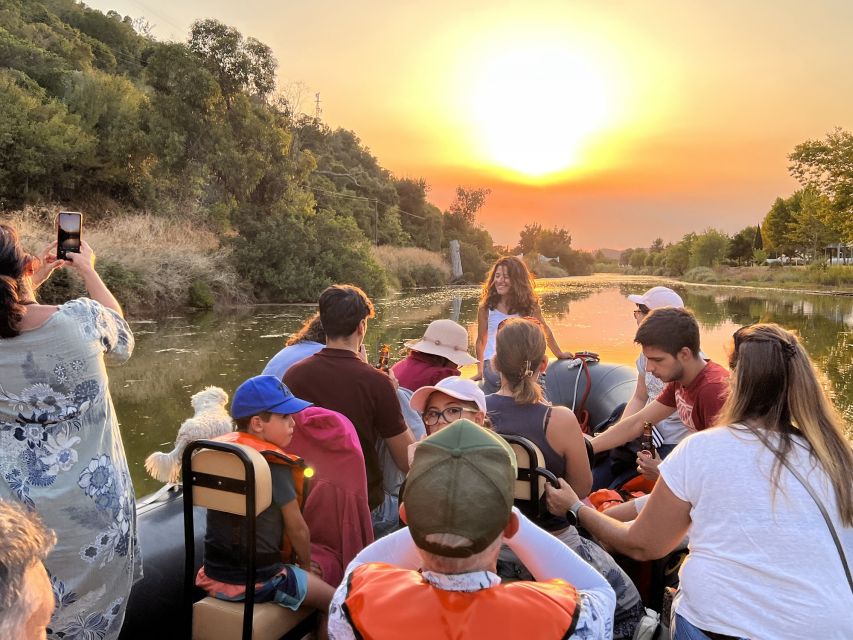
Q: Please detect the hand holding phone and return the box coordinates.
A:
[57,212,82,260]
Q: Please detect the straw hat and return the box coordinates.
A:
[405,319,477,366]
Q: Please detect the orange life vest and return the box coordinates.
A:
[342,563,581,640]
[213,431,308,559]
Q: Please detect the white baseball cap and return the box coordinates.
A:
[627,286,684,309]
[409,376,487,414]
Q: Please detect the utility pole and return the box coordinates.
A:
[314,93,322,120]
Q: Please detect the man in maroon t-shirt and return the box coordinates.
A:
[591,308,729,473]
[285,285,414,518]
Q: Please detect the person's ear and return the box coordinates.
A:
[473,411,486,427]
[503,511,519,538]
[398,502,408,525]
[249,415,264,434]
[539,356,548,372]
[677,346,692,362]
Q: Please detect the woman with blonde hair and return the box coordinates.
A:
[487,317,644,639]
[547,323,853,639]
[474,256,571,394]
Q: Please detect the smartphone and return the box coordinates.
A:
[57,212,82,260]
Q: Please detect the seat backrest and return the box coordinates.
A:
[499,434,559,523]
[504,435,548,502]
[189,444,272,516]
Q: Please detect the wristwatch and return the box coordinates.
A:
[565,500,585,526]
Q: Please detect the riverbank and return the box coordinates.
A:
[679,265,853,294]
[616,264,853,295]
[7,207,452,312]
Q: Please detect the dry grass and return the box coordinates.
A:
[371,245,451,290]
[4,206,242,310]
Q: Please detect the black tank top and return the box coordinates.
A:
[486,394,569,530]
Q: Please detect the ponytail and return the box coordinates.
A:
[494,318,546,405]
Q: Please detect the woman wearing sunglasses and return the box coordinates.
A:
[547,323,853,639]
[486,317,645,640]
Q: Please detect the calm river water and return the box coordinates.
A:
[112,274,853,497]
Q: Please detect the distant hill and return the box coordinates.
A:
[595,248,623,261]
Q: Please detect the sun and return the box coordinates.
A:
[465,45,615,180]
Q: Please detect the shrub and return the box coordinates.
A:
[371,246,450,290]
[683,267,717,283]
[188,280,215,308]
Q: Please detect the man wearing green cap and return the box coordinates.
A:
[327,419,616,639]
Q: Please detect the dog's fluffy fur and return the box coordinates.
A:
[144,386,234,483]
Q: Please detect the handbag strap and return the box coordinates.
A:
[775,452,853,596]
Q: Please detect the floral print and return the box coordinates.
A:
[0,298,137,640]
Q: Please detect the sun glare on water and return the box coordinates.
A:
[464,45,615,181]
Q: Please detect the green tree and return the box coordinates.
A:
[0,70,95,204]
[789,128,853,223]
[395,178,443,251]
[629,249,647,269]
[188,19,276,103]
[446,186,491,227]
[762,196,796,256]
[690,229,729,268]
[727,226,758,264]
[664,233,695,274]
[786,188,837,261]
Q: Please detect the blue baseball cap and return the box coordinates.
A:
[231,375,312,419]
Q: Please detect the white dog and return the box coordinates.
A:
[144,386,234,484]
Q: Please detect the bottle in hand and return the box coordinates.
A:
[376,344,390,372]
[640,421,656,457]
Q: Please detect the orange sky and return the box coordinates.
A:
[88,0,853,248]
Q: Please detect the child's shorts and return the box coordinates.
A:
[196,564,309,611]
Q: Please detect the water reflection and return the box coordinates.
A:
[112,275,853,496]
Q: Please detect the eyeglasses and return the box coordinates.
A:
[422,406,480,426]
[632,305,650,317]
[497,316,542,332]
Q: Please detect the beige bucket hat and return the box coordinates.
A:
[405,319,477,366]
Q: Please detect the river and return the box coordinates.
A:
[112,274,853,497]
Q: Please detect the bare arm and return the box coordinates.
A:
[385,429,416,474]
[281,500,312,571]
[546,406,592,497]
[64,241,123,317]
[474,304,489,379]
[532,304,572,359]
[591,400,673,454]
[621,371,648,420]
[547,477,691,561]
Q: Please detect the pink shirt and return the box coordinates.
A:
[391,351,460,391]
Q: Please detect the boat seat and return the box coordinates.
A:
[183,440,316,640]
[499,434,559,523]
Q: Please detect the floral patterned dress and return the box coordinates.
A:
[0,298,140,640]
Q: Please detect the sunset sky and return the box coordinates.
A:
[87,0,853,249]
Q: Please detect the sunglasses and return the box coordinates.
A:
[632,304,650,317]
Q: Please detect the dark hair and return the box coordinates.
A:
[0,224,32,339]
[634,307,700,357]
[479,256,539,315]
[720,323,853,526]
[286,312,325,347]
[234,411,272,432]
[318,285,375,339]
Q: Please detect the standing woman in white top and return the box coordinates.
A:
[546,323,853,640]
[474,256,572,394]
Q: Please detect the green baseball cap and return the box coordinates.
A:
[403,419,517,557]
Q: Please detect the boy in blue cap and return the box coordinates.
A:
[195,375,334,632]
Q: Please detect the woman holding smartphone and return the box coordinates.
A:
[0,223,138,640]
